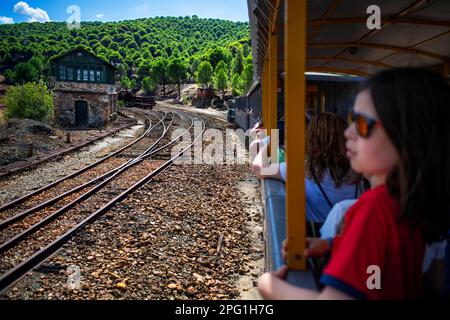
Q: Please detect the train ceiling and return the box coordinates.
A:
[247,0,450,78]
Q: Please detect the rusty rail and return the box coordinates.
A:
[0,122,135,178]
[0,109,158,212]
[0,111,169,231]
[0,112,174,253]
[0,113,204,295]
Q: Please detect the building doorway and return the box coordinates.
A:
[75,100,88,127]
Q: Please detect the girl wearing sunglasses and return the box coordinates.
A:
[258,67,449,299]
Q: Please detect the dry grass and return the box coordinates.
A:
[54,128,64,139]
[0,96,5,125]
[0,108,5,126]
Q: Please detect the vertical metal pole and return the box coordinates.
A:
[285,0,307,270]
[268,23,279,161]
[262,64,269,134]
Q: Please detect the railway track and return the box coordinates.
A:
[0,110,173,245]
[0,108,161,216]
[0,113,140,178]
[0,108,205,295]
[0,108,170,235]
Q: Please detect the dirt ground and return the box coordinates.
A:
[2,106,265,300]
[236,179,264,300]
[0,114,133,166]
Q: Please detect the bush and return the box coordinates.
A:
[5,82,54,122]
[0,98,5,125]
[181,95,191,105]
[118,100,125,110]
[4,69,15,84]
[120,76,131,89]
[12,62,39,84]
[129,79,137,90]
[142,76,156,93]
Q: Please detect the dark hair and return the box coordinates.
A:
[306,112,353,187]
[359,68,450,243]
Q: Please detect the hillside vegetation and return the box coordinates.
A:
[0,16,253,96]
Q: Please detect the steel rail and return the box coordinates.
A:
[0,113,205,295]
[0,112,174,252]
[0,111,172,231]
[0,108,161,213]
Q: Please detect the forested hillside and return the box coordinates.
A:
[0,16,253,95]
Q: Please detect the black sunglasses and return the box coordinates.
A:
[347,109,381,138]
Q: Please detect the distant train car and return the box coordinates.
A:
[227,74,363,133]
[227,99,236,124]
[227,82,261,132]
[118,90,155,109]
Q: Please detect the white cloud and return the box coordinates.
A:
[13,1,50,23]
[95,14,104,19]
[0,16,14,24]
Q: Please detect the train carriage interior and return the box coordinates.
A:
[233,0,450,296]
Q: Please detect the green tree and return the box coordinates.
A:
[42,60,53,83]
[129,79,136,90]
[215,68,228,95]
[232,47,244,76]
[12,62,39,84]
[196,61,213,88]
[231,73,242,96]
[137,60,152,80]
[241,63,254,93]
[0,16,253,89]
[108,51,123,65]
[120,76,131,89]
[167,58,187,99]
[215,60,227,73]
[189,56,201,81]
[100,36,112,47]
[4,69,15,84]
[207,47,231,70]
[5,82,54,122]
[142,76,157,94]
[245,54,253,65]
[150,57,168,96]
[87,33,97,41]
[108,42,119,51]
[117,63,130,79]
[29,55,45,78]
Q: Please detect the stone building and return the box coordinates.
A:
[51,48,118,128]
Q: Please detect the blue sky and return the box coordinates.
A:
[0,0,249,24]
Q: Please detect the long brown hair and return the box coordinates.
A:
[306,112,352,187]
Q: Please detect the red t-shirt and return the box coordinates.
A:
[320,184,425,299]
